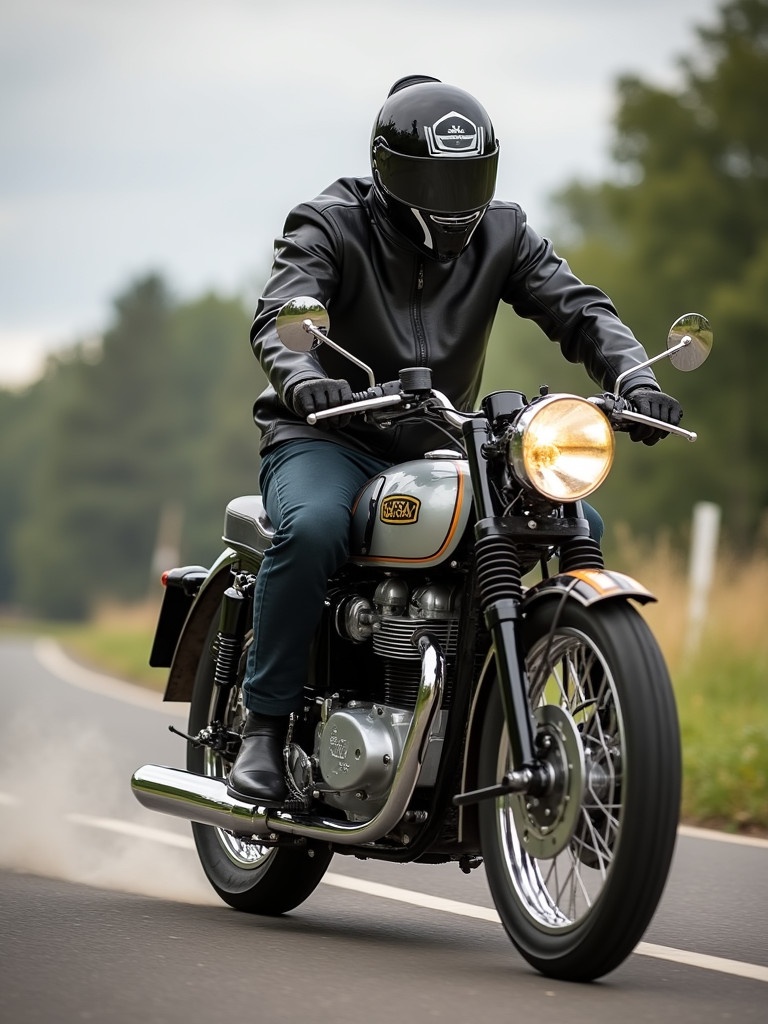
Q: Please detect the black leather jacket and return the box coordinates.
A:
[251,177,658,461]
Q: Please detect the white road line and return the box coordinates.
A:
[65,813,196,850]
[324,870,498,922]
[322,874,768,983]
[51,812,768,984]
[21,639,768,979]
[678,824,768,849]
[31,641,768,852]
[635,942,768,984]
[33,637,186,716]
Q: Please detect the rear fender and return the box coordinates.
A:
[456,567,654,842]
[149,565,210,668]
[160,548,248,702]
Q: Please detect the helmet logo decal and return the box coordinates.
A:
[425,111,484,156]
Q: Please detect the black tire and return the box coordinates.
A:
[478,598,681,981]
[187,610,333,914]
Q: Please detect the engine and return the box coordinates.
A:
[311,577,461,819]
[338,577,460,705]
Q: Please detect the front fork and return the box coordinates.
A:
[457,420,547,804]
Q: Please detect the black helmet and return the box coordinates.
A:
[371,76,499,261]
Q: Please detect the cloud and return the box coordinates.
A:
[0,0,719,385]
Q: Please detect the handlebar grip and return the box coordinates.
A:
[349,380,402,404]
[350,388,376,403]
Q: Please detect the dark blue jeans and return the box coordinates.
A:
[244,439,390,715]
[243,438,604,715]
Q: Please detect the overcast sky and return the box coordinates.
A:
[1,0,722,386]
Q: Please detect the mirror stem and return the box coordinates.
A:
[302,319,377,388]
[613,336,691,398]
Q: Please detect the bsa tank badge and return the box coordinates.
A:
[380,495,421,525]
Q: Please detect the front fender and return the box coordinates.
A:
[524,567,655,608]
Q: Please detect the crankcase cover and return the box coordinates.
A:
[317,705,407,796]
[349,458,471,569]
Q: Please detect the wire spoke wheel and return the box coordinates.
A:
[186,600,332,914]
[479,598,681,980]
[198,681,275,872]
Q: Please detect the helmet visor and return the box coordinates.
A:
[375,142,499,214]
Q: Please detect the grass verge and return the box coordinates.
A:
[614,528,768,835]
[3,535,766,835]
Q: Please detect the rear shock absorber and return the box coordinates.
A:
[212,573,255,702]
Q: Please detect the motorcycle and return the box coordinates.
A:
[132,301,712,981]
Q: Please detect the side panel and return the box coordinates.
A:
[349,459,471,569]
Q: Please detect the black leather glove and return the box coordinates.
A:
[623,386,683,446]
[291,377,353,428]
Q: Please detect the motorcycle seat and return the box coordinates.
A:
[223,495,275,556]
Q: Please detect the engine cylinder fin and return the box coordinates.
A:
[383,660,454,709]
[372,617,457,659]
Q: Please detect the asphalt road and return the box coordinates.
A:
[1,634,766,1023]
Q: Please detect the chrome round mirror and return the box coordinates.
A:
[275,297,330,352]
[667,313,713,371]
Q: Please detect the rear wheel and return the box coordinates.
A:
[478,598,680,980]
[187,608,332,914]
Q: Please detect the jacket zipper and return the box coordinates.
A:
[411,261,427,365]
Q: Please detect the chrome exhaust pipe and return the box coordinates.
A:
[131,764,270,836]
[131,631,444,845]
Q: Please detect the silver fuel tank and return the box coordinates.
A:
[349,454,471,569]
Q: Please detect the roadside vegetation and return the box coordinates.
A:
[614,531,768,835]
[4,533,765,836]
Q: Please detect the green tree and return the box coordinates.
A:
[14,275,178,616]
[9,274,264,618]
[166,291,267,567]
[487,0,768,545]
[0,378,51,606]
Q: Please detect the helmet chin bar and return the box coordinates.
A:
[411,207,483,261]
[373,181,485,261]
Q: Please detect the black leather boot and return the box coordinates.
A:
[226,712,289,806]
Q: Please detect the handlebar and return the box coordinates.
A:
[617,408,697,443]
[305,381,472,428]
[307,393,404,425]
[590,395,697,442]
[307,382,698,443]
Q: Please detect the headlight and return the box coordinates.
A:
[508,395,614,501]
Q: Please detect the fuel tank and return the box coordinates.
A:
[349,454,471,569]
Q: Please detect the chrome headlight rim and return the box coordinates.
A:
[508,394,615,502]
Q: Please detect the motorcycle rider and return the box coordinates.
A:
[227,75,682,806]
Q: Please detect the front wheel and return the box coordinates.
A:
[478,598,681,981]
[187,608,333,914]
